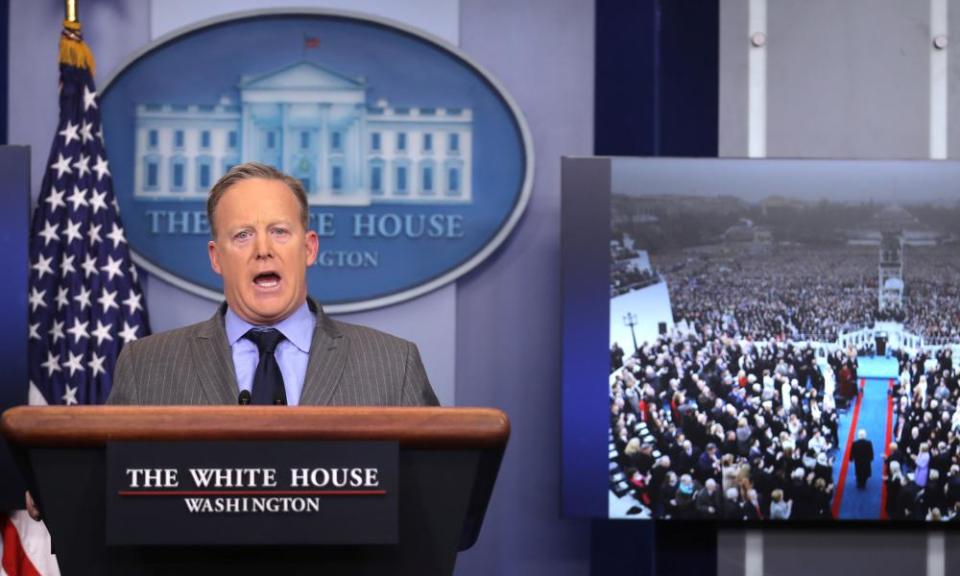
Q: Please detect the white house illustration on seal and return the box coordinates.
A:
[133,61,473,206]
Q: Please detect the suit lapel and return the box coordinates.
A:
[299,299,347,406]
[191,304,239,404]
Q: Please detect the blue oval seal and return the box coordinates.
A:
[100,9,533,312]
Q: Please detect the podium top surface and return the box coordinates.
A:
[1,406,510,449]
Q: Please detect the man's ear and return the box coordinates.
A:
[208,240,222,276]
[305,230,319,266]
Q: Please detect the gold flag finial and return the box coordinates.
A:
[65,0,78,23]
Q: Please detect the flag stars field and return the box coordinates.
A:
[97,287,119,313]
[58,120,79,145]
[83,85,97,111]
[81,253,97,278]
[66,318,89,344]
[55,286,69,310]
[101,255,124,281]
[92,155,109,180]
[63,219,84,244]
[37,221,59,245]
[31,254,53,279]
[49,320,64,344]
[27,43,150,408]
[66,185,87,210]
[123,291,143,314]
[28,287,46,311]
[50,153,72,178]
[89,189,107,214]
[88,222,102,246]
[91,320,113,345]
[118,321,140,344]
[88,352,106,377]
[72,153,91,178]
[41,351,61,377]
[106,224,126,248]
[60,253,75,276]
[74,286,92,311]
[80,120,94,145]
[61,384,78,405]
[63,352,84,377]
[44,187,65,212]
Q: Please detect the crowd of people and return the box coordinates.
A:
[609,328,960,522]
[640,244,960,345]
[884,347,960,521]
[607,234,960,521]
[609,327,847,520]
[899,247,960,345]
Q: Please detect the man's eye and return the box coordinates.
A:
[235,231,251,240]
[272,228,290,237]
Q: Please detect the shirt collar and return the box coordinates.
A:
[224,300,315,353]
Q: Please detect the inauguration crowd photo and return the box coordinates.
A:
[608,193,960,522]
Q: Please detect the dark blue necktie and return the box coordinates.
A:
[244,328,287,405]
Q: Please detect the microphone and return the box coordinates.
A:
[238,390,251,405]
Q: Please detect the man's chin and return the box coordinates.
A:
[234,298,298,326]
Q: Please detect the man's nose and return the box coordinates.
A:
[254,231,273,258]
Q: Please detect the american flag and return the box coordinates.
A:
[2,21,150,576]
[26,29,150,407]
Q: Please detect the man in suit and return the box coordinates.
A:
[850,429,874,490]
[106,162,438,407]
[28,163,439,520]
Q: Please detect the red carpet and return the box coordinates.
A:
[831,379,865,518]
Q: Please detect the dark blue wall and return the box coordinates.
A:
[592,1,719,574]
[0,146,29,510]
[595,0,718,157]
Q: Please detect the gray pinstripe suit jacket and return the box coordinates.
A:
[106,299,439,406]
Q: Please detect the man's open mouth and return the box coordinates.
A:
[253,272,281,288]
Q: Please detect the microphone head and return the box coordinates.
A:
[238,390,251,405]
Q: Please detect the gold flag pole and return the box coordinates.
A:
[65,0,78,23]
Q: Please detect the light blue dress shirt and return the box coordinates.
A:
[225,301,315,406]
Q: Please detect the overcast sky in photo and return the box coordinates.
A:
[612,158,960,205]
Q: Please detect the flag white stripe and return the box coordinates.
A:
[28,381,48,407]
[7,512,60,576]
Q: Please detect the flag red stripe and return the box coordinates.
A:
[1,514,43,576]
[831,378,865,518]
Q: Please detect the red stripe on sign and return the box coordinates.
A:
[879,378,895,520]
[1,513,42,576]
[831,378,865,518]
[119,490,387,496]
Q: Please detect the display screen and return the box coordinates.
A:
[562,157,960,522]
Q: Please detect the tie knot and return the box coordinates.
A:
[244,328,285,355]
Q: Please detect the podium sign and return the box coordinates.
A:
[3,406,509,574]
[106,441,398,545]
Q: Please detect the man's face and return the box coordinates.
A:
[207,178,318,325]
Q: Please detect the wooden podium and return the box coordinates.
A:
[1,406,509,575]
